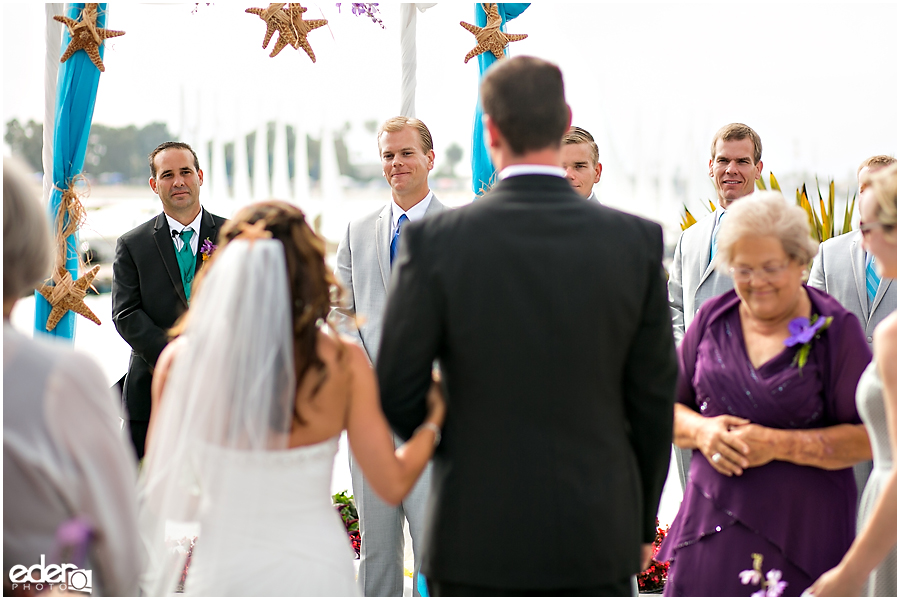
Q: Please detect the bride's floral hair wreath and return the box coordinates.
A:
[174,200,346,425]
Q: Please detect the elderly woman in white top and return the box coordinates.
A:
[3,157,142,596]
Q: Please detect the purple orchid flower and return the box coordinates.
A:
[765,570,788,597]
[200,237,217,261]
[784,316,827,347]
[740,569,761,586]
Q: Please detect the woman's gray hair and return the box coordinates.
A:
[713,191,818,273]
[3,157,53,303]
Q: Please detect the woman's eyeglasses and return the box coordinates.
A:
[859,221,884,238]
[729,261,791,283]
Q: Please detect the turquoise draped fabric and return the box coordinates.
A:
[470,3,530,196]
[34,3,109,340]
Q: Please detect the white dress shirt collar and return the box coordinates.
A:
[392,191,434,232]
[166,209,203,255]
[498,164,566,180]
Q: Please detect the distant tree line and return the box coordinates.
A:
[5,119,174,184]
[6,118,465,186]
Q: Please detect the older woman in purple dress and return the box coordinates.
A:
[659,192,873,597]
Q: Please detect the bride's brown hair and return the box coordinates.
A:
[178,201,344,424]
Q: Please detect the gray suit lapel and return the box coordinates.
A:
[375,204,392,289]
[424,194,445,216]
[696,211,719,288]
[873,277,892,314]
[850,235,869,316]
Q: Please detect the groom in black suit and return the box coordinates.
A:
[377,56,677,596]
[112,142,226,460]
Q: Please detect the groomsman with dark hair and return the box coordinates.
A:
[377,56,676,596]
[333,116,445,596]
[112,142,226,460]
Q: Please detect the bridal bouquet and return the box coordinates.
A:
[333,490,361,558]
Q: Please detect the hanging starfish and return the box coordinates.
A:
[38,266,102,332]
[459,3,527,64]
[235,220,273,245]
[53,3,125,72]
[283,4,328,63]
[246,4,295,57]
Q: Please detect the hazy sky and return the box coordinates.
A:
[3,2,897,225]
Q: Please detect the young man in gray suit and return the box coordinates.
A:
[333,116,445,596]
[807,154,897,503]
[667,123,763,490]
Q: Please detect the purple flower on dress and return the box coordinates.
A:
[784,314,834,374]
[784,316,827,347]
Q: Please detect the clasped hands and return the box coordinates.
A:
[696,415,777,476]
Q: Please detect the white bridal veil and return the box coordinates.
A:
[136,239,296,595]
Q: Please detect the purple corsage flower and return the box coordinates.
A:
[200,237,217,262]
[784,314,833,375]
[785,316,827,347]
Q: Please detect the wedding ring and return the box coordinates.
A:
[711,452,723,464]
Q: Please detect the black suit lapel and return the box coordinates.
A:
[153,213,189,308]
[195,208,220,271]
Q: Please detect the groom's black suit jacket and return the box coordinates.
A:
[377,175,677,590]
[112,209,225,426]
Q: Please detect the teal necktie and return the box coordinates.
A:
[176,228,196,302]
[866,253,880,307]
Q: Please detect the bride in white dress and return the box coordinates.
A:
[137,201,444,596]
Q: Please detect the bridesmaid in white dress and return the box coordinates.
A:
[808,163,897,597]
[137,201,445,596]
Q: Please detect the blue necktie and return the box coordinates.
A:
[866,253,880,306]
[710,211,726,262]
[390,214,408,266]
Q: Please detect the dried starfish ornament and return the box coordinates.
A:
[53,3,125,72]
[246,3,327,61]
[283,4,328,63]
[460,3,527,64]
[235,220,274,245]
[38,266,102,331]
[246,3,294,57]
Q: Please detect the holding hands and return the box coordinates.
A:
[693,414,751,476]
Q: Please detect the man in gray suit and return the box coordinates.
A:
[668,123,763,490]
[561,126,602,201]
[808,154,896,503]
[333,116,445,596]
[809,155,897,348]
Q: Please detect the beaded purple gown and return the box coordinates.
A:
[659,287,870,597]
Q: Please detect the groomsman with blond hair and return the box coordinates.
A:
[333,116,446,596]
[561,126,602,201]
